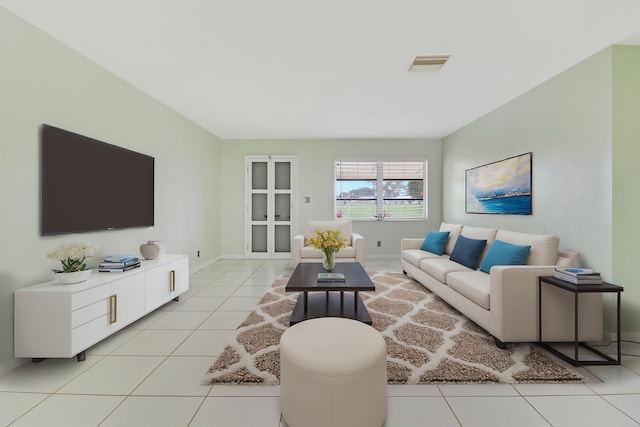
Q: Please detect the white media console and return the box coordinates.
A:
[14,254,189,362]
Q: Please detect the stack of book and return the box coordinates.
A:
[554,267,602,285]
[317,272,345,283]
[99,255,141,273]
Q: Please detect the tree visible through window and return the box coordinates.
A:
[335,160,427,220]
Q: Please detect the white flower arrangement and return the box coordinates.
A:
[47,243,98,273]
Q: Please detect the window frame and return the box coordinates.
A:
[334,158,428,221]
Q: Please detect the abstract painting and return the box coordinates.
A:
[465,152,532,215]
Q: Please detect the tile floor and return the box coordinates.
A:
[2,258,640,426]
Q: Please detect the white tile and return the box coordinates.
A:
[86,328,141,355]
[514,382,596,396]
[438,383,518,396]
[111,330,191,356]
[0,392,49,426]
[124,309,169,329]
[585,365,640,394]
[602,394,640,423]
[58,356,165,395]
[133,356,213,396]
[383,396,458,426]
[241,276,277,287]
[527,395,639,426]
[9,394,124,427]
[387,384,441,397]
[623,357,640,375]
[195,286,238,297]
[218,297,261,311]
[173,330,233,356]
[210,277,247,286]
[101,396,204,427]
[147,311,211,329]
[447,396,549,427]
[170,296,226,311]
[189,275,217,288]
[232,286,270,297]
[199,311,250,330]
[190,396,281,427]
[0,355,102,393]
[209,385,281,397]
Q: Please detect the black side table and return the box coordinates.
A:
[538,276,623,366]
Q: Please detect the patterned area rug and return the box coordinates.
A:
[208,272,584,385]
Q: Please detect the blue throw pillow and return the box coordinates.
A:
[479,240,531,273]
[420,231,450,255]
[449,235,487,269]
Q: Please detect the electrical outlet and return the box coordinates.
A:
[197,250,200,257]
[377,241,381,247]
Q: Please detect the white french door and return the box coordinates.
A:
[245,155,296,258]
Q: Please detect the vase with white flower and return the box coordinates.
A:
[47,243,98,284]
[307,229,347,271]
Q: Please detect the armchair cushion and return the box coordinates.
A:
[305,220,352,245]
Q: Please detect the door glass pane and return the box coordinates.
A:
[274,162,291,190]
[274,194,290,221]
[275,225,291,252]
[252,194,268,221]
[252,225,267,252]
[252,162,268,190]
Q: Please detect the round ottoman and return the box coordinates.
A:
[280,317,387,427]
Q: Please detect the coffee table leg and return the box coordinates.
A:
[303,291,308,313]
[354,291,358,313]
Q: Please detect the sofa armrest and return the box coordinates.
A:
[352,233,365,266]
[401,238,423,251]
[489,265,556,342]
[291,234,305,268]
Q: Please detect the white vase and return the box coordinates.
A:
[55,269,92,285]
[140,241,160,260]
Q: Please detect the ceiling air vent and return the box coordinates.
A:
[409,55,450,72]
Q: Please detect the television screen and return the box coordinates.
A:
[41,124,154,235]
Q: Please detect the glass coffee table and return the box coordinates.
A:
[285,262,375,326]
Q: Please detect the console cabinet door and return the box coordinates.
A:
[144,258,188,311]
[111,274,145,330]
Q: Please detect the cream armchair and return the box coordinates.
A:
[291,220,365,268]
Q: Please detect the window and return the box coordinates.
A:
[335,160,427,220]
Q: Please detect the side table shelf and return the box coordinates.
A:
[538,275,623,366]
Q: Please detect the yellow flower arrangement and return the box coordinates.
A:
[307,229,347,270]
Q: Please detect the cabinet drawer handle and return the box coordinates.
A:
[169,270,176,292]
[109,294,117,324]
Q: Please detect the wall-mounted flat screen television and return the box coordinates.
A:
[41,124,154,235]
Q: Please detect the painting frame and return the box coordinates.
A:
[465,152,532,215]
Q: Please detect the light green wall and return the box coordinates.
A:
[612,45,640,333]
[444,46,640,334]
[219,139,442,257]
[0,7,221,373]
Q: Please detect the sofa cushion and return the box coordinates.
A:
[439,223,463,255]
[479,240,531,273]
[494,229,559,265]
[402,249,441,268]
[419,258,471,283]
[420,231,450,255]
[460,226,498,242]
[449,235,487,270]
[305,220,352,245]
[447,271,491,310]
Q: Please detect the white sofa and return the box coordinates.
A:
[292,220,365,268]
[401,223,603,348]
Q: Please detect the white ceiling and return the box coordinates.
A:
[3,0,640,140]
